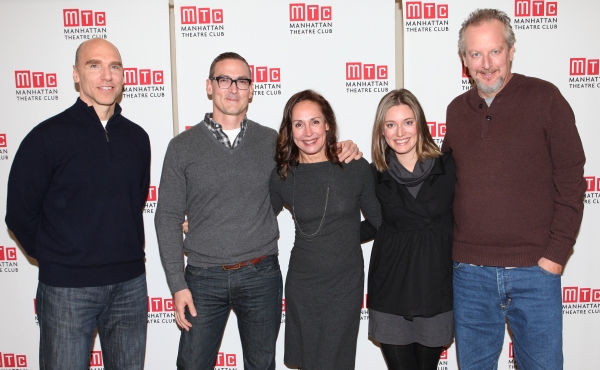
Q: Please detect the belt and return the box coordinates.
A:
[222,255,267,270]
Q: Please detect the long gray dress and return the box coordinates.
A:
[270,158,382,370]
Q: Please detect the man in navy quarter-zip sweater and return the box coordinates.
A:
[6,39,150,370]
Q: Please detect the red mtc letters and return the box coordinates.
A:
[289,3,332,21]
[63,9,106,27]
[514,0,558,17]
[123,68,164,85]
[405,2,448,19]
[563,286,600,303]
[215,353,237,367]
[346,63,388,80]
[427,122,446,138]
[148,297,175,312]
[584,176,600,192]
[14,71,57,89]
[0,247,17,261]
[147,186,158,202]
[570,58,599,76]
[89,351,103,367]
[180,7,223,24]
[0,353,28,368]
[249,66,281,83]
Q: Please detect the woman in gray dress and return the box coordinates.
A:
[270,90,382,369]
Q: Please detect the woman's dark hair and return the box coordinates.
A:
[275,90,340,179]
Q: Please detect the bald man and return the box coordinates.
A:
[6,39,150,370]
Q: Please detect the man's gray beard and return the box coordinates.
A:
[475,76,504,96]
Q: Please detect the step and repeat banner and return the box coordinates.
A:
[2,0,597,369]
[402,0,600,369]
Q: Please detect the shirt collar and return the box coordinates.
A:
[203,112,247,131]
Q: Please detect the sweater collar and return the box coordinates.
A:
[467,73,525,103]
[71,98,122,124]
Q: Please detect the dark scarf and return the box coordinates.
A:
[386,151,434,198]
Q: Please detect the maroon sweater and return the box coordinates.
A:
[442,73,585,267]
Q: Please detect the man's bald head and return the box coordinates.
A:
[75,39,121,68]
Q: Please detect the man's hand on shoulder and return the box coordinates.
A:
[174,288,196,331]
[337,140,362,163]
[538,257,563,275]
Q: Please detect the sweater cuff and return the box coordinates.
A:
[167,273,188,295]
[544,238,573,266]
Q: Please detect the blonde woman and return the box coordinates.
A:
[362,89,455,370]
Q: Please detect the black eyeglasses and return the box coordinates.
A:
[209,76,252,90]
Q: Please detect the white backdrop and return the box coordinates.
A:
[0,0,597,369]
[402,0,600,369]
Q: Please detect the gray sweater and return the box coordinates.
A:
[155,118,279,294]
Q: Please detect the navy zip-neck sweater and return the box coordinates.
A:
[6,98,151,287]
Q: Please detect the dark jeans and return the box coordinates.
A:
[36,273,148,370]
[177,255,283,370]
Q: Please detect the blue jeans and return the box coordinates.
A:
[453,263,563,370]
[36,273,148,370]
[177,255,283,370]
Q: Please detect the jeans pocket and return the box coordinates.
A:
[536,265,562,277]
[252,258,280,277]
[185,264,206,277]
[452,261,463,269]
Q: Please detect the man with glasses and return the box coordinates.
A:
[155,52,359,369]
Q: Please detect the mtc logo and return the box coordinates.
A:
[0,134,6,147]
[282,298,286,312]
[0,247,17,261]
[509,342,514,358]
[427,122,446,138]
[405,2,448,19]
[570,58,599,76]
[215,352,236,367]
[440,349,448,359]
[514,1,557,17]
[15,70,57,89]
[90,350,103,367]
[180,6,223,24]
[289,3,332,21]
[361,294,368,309]
[63,9,106,27]
[148,297,174,312]
[563,286,600,303]
[249,65,281,83]
[0,353,27,368]
[584,176,600,192]
[124,68,164,86]
[147,186,158,202]
[346,63,388,80]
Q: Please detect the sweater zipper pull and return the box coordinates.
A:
[105,128,110,142]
